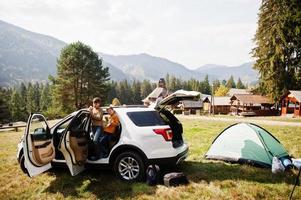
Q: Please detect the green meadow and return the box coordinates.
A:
[0,118,300,200]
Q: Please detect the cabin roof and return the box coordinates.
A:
[227,88,252,96]
[288,90,301,102]
[230,94,273,104]
[213,97,231,106]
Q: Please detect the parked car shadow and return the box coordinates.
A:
[45,160,296,198]
[177,160,296,185]
[45,167,156,199]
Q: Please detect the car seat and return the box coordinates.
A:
[109,124,121,148]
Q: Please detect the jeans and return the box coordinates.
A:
[92,126,111,158]
[101,132,112,156]
[92,126,103,144]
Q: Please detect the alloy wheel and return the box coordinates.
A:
[118,156,140,180]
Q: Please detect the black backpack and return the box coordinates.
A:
[163,172,189,187]
[146,165,161,186]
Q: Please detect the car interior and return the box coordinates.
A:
[159,108,184,148]
[68,113,90,164]
[29,116,55,166]
[53,111,121,162]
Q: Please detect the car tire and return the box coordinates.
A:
[113,151,145,182]
[19,154,29,176]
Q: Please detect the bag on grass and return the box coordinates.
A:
[272,156,285,174]
[163,172,189,187]
[292,158,301,169]
[146,165,161,186]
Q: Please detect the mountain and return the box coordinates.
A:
[0,19,258,86]
[103,61,130,81]
[195,62,258,83]
[0,20,128,86]
[99,53,209,81]
[101,51,257,83]
[0,20,65,86]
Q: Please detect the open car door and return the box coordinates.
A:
[59,110,90,176]
[155,89,201,110]
[23,114,55,177]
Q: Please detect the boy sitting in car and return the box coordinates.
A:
[104,106,120,135]
[99,106,120,157]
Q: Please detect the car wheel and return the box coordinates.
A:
[19,154,29,176]
[114,151,145,182]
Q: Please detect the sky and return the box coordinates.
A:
[0,0,261,69]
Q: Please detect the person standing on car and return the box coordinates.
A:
[88,97,104,160]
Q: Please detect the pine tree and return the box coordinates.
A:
[40,83,51,112]
[26,83,35,114]
[169,76,177,92]
[165,73,170,89]
[212,79,221,94]
[51,41,110,113]
[236,78,245,89]
[201,75,211,94]
[131,80,142,104]
[116,80,132,104]
[9,89,22,121]
[226,76,236,88]
[141,80,153,99]
[0,88,11,123]
[19,82,27,109]
[33,82,40,112]
[252,0,301,100]
[190,79,199,91]
[19,82,27,119]
[107,81,118,104]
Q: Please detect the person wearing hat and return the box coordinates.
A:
[88,97,104,160]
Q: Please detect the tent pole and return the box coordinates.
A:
[290,167,301,200]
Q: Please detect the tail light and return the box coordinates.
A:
[153,128,173,141]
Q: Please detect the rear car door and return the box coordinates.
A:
[59,110,90,176]
[23,114,55,177]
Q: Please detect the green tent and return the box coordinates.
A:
[205,123,289,167]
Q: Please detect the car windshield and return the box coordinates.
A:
[127,111,167,127]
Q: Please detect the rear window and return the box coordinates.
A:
[127,111,167,127]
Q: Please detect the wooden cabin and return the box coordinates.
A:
[281,90,301,117]
[212,97,231,114]
[180,100,202,115]
[230,94,277,116]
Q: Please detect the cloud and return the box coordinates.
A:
[0,0,260,68]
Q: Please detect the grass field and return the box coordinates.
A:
[208,114,301,123]
[0,118,300,200]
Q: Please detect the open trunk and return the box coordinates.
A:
[159,108,184,148]
[155,90,201,148]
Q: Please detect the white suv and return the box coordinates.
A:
[17,90,200,181]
